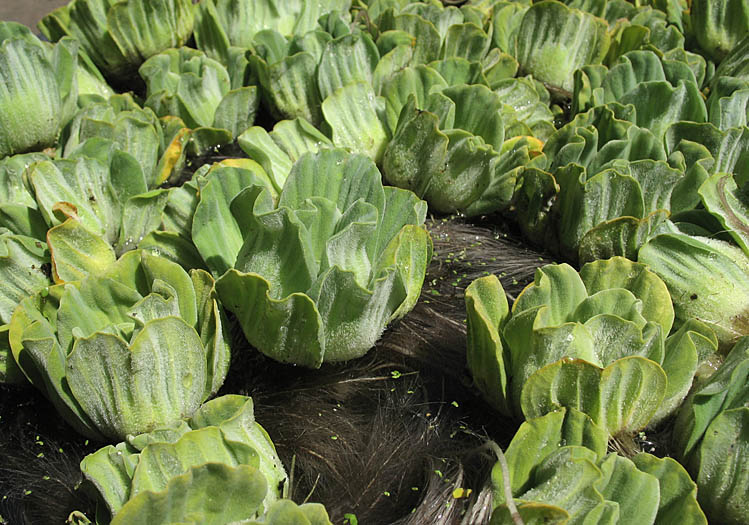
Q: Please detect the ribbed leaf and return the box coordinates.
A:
[595,454,659,525]
[632,454,707,525]
[322,82,388,163]
[47,218,116,283]
[192,161,275,276]
[465,275,511,415]
[0,38,62,157]
[112,463,267,525]
[251,52,322,126]
[512,263,588,323]
[599,356,666,435]
[691,0,749,61]
[66,317,206,440]
[521,356,667,436]
[29,158,121,244]
[216,270,324,367]
[700,172,749,253]
[80,442,139,516]
[579,256,674,336]
[107,0,195,72]
[496,408,607,501]
[0,233,50,325]
[317,32,379,101]
[515,1,610,92]
[213,86,259,138]
[639,233,749,345]
[693,408,749,525]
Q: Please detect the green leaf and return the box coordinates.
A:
[516,446,605,521]
[556,165,645,261]
[639,233,749,346]
[248,499,333,525]
[80,442,139,516]
[654,319,717,423]
[112,463,267,525]
[578,211,675,263]
[579,256,674,336]
[380,65,447,135]
[514,1,610,92]
[674,337,749,460]
[29,158,121,244]
[106,0,195,77]
[192,161,275,276]
[465,275,511,414]
[699,172,749,253]
[693,408,749,525]
[217,270,324,368]
[521,356,667,436]
[378,224,431,321]
[496,408,607,500]
[321,82,388,163]
[0,38,63,157]
[620,81,707,141]
[251,50,322,126]
[213,86,259,138]
[118,190,170,255]
[595,454,659,525]
[632,454,707,525]
[47,218,117,283]
[691,0,749,61]
[512,263,588,324]
[0,233,50,325]
[66,317,207,440]
[317,33,379,101]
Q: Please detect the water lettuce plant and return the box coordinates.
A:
[466,257,717,432]
[511,1,610,93]
[193,0,351,61]
[79,395,290,524]
[382,83,542,215]
[0,23,80,159]
[39,0,196,80]
[489,408,707,524]
[139,47,259,149]
[672,337,749,524]
[638,124,749,346]
[61,93,190,187]
[9,250,230,440]
[192,148,431,367]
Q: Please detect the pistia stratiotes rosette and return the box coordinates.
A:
[489,408,707,524]
[78,395,292,524]
[0,22,81,159]
[511,100,712,263]
[671,337,749,524]
[8,250,230,441]
[509,0,610,93]
[637,123,749,347]
[193,148,431,367]
[39,0,196,81]
[193,0,351,61]
[465,257,717,435]
[138,47,260,153]
[382,83,543,216]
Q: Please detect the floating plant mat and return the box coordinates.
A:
[2,0,749,524]
[0,216,549,524]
